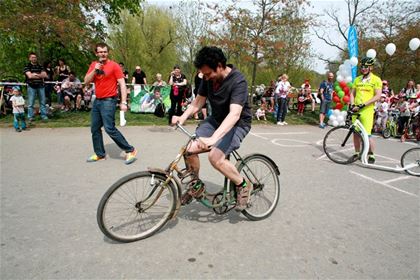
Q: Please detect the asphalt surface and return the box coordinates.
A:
[1,123,419,279]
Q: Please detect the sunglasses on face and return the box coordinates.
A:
[360,66,369,69]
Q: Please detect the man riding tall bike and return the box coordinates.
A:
[171,46,253,211]
[350,57,382,164]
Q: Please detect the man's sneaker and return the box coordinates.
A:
[368,154,376,164]
[277,121,284,125]
[15,128,22,132]
[283,121,288,125]
[319,123,326,129]
[235,179,253,211]
[181,179,205,205]
[125,149,137,165]
[87,154,105,162]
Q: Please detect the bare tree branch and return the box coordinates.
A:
[313,28,345,51]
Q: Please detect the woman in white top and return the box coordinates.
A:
[274,74,291,125]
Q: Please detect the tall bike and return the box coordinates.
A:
[97,123,281,242]
[323,110,420,176]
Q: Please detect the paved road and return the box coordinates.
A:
[1,124,419,279]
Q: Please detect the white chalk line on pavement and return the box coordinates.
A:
[349,170,418,197]
[382,175,413,184]
[271,138,310,147]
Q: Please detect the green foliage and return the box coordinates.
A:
[108,7,179,83]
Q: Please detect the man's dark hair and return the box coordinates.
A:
[119,62,124,66]
[194,46,227,71]
[28,52,36,57]
[95,42,109,52]
[69,71,76,76]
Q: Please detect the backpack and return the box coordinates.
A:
[154,102,165,118]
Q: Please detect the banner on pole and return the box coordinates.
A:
[348,25,358,81]
[130,85,171,113]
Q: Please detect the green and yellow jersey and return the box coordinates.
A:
[352,73,382,135]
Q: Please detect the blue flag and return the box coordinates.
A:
[348,25,358,81]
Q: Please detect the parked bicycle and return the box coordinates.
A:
[97,123,281,242]
[382,110,400,139]
[401,111,420,142]
[323,110,420,176]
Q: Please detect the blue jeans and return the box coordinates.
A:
[91,98,134,157]
[27,86,47,119]
[13,112,26,129]
[276,98,288,122]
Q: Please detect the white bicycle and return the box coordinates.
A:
[323,110,420,176]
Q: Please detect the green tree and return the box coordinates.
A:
[108,6,179,82]
[205,0,311,96]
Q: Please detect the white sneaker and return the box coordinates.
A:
[277,121,284,125]
[283,121,288,125]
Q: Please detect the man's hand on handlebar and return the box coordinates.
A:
[171,116,183,126]
[350,103,365,112]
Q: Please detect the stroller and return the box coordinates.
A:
[0,77,20,115]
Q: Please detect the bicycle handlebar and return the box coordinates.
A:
[175,122,197,140]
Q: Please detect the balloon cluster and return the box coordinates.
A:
[327,110,347,127]
[330,79,352,112]
[336,58,356,84]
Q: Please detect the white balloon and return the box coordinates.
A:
[350,57,358,66]
[333,109,340,116]
[339,121,346,126]
[336,75,344,82]
[328,119,333,125]
[341,111,348,118]
[366,49,377,59]
[344,59,352,68]
[339,64,345,71]
[385,43,396,56]
[345,76,353,83]
[332,120,339,127]
[329,115,337,121]
[409,38,420,51]
[337,115,344,122]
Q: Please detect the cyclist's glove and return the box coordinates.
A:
[358,103,366,110]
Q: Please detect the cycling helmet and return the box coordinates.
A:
[360,57,375,66]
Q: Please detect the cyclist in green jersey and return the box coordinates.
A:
[350,57,382,164]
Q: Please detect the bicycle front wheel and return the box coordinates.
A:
[236,154,280,221]
[97,171,177,242]
[323,126,364,164]
[401,148,420,177]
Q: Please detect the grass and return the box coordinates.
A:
[0,106,320,128]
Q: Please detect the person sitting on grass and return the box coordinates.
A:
[61,71,83,111]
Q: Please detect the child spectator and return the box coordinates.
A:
[297,91,306,116]
[255,103,267,120]
[398,95,411,135]
[10,86,27,132]
[375,94,389,132]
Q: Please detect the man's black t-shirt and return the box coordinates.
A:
[132,70,147,84]
[24,63,45,88]
[198,68,252,128]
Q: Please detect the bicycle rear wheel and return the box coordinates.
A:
[401,148,420,177]
[323,126,364,164]
[236,154,280,221]
[97,171,177,242]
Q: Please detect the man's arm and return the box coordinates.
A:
[143,77,147,85]
[364,88,382,107]
[84,62,103,85]
[118,78,128,112]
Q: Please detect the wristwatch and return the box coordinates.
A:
[121,101,128,105]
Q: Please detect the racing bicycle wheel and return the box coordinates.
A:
[97,171,177,242]
[236,154,280,221]
[323,126,364,164]
[400,147,420,177]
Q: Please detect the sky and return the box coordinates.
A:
[145,0,350,73]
